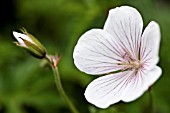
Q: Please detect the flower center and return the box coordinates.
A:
[130,61,140,69]
[117,52,141,71]
[118,60,140,70]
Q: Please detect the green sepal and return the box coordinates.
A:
[18,28,46,59]
[20,28,46,54]
[21,39,46,59]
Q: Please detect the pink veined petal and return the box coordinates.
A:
[140,21,161,70]
[122,66,162,102]
[13,31,34,46]
[84,70,134,108]
[104,6,143,60]
[73,29,127,75]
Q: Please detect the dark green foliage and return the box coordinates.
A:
[0,0,170,113]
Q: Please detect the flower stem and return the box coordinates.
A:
[148,87,154,113]
[52,66,79,113]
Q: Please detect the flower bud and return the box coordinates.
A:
[13,28,46,59]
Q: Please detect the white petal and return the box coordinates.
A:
[104,6,143,60]
[73,29,127,75]
[143,66,162,89]
[13,31,34,47]
[84,71,134,108]
[140,21,161,70]
[122,66,162,102]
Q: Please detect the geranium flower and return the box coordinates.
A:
[73,6,162,108]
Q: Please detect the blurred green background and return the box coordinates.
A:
[0,0,170,113]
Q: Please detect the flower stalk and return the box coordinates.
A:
[148,87,153,113]
[45,55,79,113]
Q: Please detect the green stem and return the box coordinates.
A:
[52,67,79,113]
[148,88,154,113]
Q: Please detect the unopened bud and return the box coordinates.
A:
[13,28,46,59]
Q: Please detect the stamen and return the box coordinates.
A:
[117,60,140,70]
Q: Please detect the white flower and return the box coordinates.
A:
[13,29,46,59]
[73,6,162,108]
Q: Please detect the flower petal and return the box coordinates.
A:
[13,31,34,46]
[144,66,162,89]
[73,29,127,75]
[104,6,143,60]
[122,66,162,102]
[140,21,161,70]
[84,71,134,108]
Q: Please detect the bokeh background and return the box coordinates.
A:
[0,0,170,113]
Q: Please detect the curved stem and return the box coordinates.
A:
[52,66,79,113]
[148,87,153,113]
